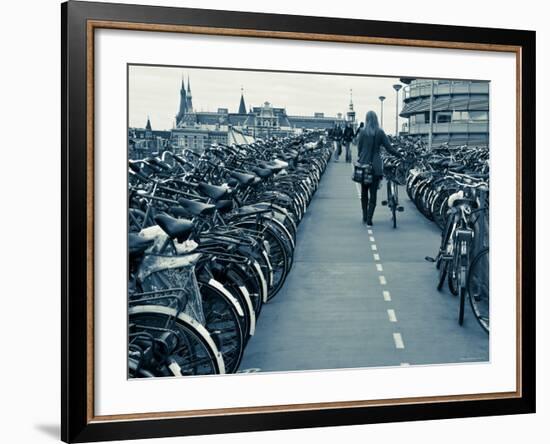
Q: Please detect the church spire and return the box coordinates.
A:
[176,73,187,126]
[238,87,247,114]
[185,75,193,113]
[145,115,152,131]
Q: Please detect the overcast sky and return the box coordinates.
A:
[128,65,408,133]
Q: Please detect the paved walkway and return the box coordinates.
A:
[240,157,489,372]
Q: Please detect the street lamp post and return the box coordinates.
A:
[428,79,434,149]
[393,84,402,136]
[378,96,386,128]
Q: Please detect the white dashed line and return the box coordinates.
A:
[383,290,391,301]
[367,229,373,235]
[387,309,397,322]
[369,236,375,242]
[393,333,405,349]
[379,275,387,285]
[371,244,377,251]
[400,363,410,367]
[376,263,384,272]
[373,253,380,261]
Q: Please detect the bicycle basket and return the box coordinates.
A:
[139,266,206,325]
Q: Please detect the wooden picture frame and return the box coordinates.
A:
[61,1,535,442]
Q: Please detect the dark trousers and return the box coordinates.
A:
[344,141,352,162]
[361,177,380,221]
[333,140,342,160]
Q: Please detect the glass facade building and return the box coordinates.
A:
[399,79,489,147]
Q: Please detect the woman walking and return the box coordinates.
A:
[356,111,400,225]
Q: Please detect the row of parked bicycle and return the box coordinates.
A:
[127,132,331,377]
[383,137,490,333]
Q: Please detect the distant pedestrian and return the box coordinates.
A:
[332,123,343,162]
[342,122,354,163]
[354,122,364,138]
[356,111,401,225]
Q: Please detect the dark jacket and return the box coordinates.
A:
[342,126,354,143]
[332,127,343,140]
[357,128,400,176]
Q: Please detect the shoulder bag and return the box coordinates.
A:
[351,133,375,185]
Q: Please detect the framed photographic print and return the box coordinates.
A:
[61,1,535,442]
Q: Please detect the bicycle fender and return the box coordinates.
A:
[129,304,226,374]
[237,284,256,336]
[252,260,268,303]
[207,278,245,318]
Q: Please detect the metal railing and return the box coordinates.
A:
[407,121,489,135]
[403,81,489,100]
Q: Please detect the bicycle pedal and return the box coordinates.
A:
[381,200,388,206]
[397,206,405,212]
[425,256,436,262]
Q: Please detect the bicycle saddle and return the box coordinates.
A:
[197,182,230,201]
[268,159,289,169]
[128,233,154,257]
[251,167,273,178]
[215,200,234,214]
[177,198,216,217]
[226,178,239,188]
[169,206,193,219]
[148,157,172,171]
[154,214,194,242]
[259,162,283,174]
[229,170,255,186]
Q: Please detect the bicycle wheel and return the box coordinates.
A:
[390,182,397,229]
[129,305,224,377]
[448,247,460,296]
[233,262,264,317]
[233,221,289,300]
[199,280,245,373]
[437,258,448,291]
[458,282,466,325]
[262,225,289,299]
[468,248,489,333]
[457,240,469,326]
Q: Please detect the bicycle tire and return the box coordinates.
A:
[437,259,448,291]
[233,221,289,300]
[458,283,466,325]
[467,247,489,333]
[129,305,225,376]
[457,240,469,326]
[199,280,245,373]
[448,252,460,296]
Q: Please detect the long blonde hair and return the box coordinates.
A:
[365,110,380,137]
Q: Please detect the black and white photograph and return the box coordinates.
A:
[127,65,490,377]
[0,0,542,442]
